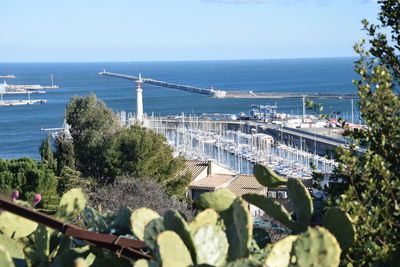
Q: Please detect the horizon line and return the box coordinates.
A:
[0,55,358,64]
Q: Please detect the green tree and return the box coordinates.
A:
[104,125,186,187]
[56,166,87,195]
[328,1,400,265]
[65,93,120,180]
[54,133,76,176]
[39,133,54,165]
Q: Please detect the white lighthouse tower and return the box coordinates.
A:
[136,73,144,123]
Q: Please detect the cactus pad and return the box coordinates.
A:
[55,188,87,222]
[264,235,297,267]
[243,193,296,231]
[227,198,253,260]
[196,188,236,212]
[131,208,161,240]
[189,208,219,234]
[134,259,159,267]
[224,258,264,267]
[323,207,355,250]
[110,206,132,235]
[286,178,313,233]
[156,231,193,267]
[0,244,15,267]
[253,164,287,187]
[0,204,38,239]
[82,206,108,232]
[164,210,196,263]
[144,218,165,251]
[289,226,341,267]
[193,224,228,266]
[0,235,25,264]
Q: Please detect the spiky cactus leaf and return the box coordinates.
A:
[323,207,355,250]
[131,208,160,240]
[243,193,296,231]
[189,208,219,234]
[156,231,193,267]
[286,179,313,233]
[196,188,236,212]
[193,224,228,266]
[55,188,87,222]
[50,246,91,267]
[0,202,38,239]
[289,226,341,267]
[110,206,132,234]
[144,218,165,251]
[227,198,252,261]
[82,206,108,232]
[224,258,263,267]
[252,227,271,249]
[264,235,297,267]
[253,164,287,187]
[164,210,196,263]
[0,244,15,267]
[0,235,24,266]
[33,225,51,261]
[134,259,159,267]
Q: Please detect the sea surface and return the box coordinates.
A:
[0,58,359,159]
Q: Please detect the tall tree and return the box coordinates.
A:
[330,1,400,265]
[54,133,76,176]
[39,133,54,165]
[65,93,120,180]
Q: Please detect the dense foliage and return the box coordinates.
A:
[0,157,58,208]
[323,1,400,265]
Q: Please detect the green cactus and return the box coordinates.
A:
[134,259,159,267]
[286,178,313,233]
[252,228,271,249]
[196,188,236,212]
[109,206,132,234]
[144,218,165,251]
[131,208,161,240]
[323,207,355,250]
[156,231,193,267]
[227,198,253,261]
[242,194,296,231]
[50,246,92,267]
[0,235,25,266]
[164,210,197,263]
[0,244,15,267]
[55,188,87,222]
[33,225,51,261]
[189,208,219,234]
[253,164,287,188]
[82,206,108,232]
[289,226,341,267]
[224,258,263,267]
[193,224,228,266]
[264,235,297,267]
[0,202,38,239]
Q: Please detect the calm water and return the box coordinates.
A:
[0,58,359,159]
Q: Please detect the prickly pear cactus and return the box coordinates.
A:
[289,226,341,267]
[253,164,287,187]
[0,200,38,239]
[224,258,263,267]
[164,210,196,263]
[189,208,219,234]
[264,235,297,267]
[227,198,253,261]
[323,207,355,250]
[156,231,193,267]
[193,224,228,266]
[82,206,108,232]
[286,178,313,233]
[196,188,236,212]
[0,235,25,264]
[131,208,161,240]
[144,218,165,251]
[110,206,132,234]
[134,259,159,267]
[242,194,296,231]
[55,188,87,222]
[0,244,15,267]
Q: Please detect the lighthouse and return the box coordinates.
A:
[136,73,144,123]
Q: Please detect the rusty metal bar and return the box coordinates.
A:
[0,197,151,261]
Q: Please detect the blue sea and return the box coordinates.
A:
[0,58,359,159]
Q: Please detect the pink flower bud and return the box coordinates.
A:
[11,190,19,202]
[32,194,42,207]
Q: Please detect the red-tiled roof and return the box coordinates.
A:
[176,160,208,179]
[227,174,265,196]
[189,174,234,190]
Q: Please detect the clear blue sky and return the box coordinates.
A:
[0,0,379,62]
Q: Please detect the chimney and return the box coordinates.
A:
[207,160,212,176]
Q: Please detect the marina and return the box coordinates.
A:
[0,74,16,78]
